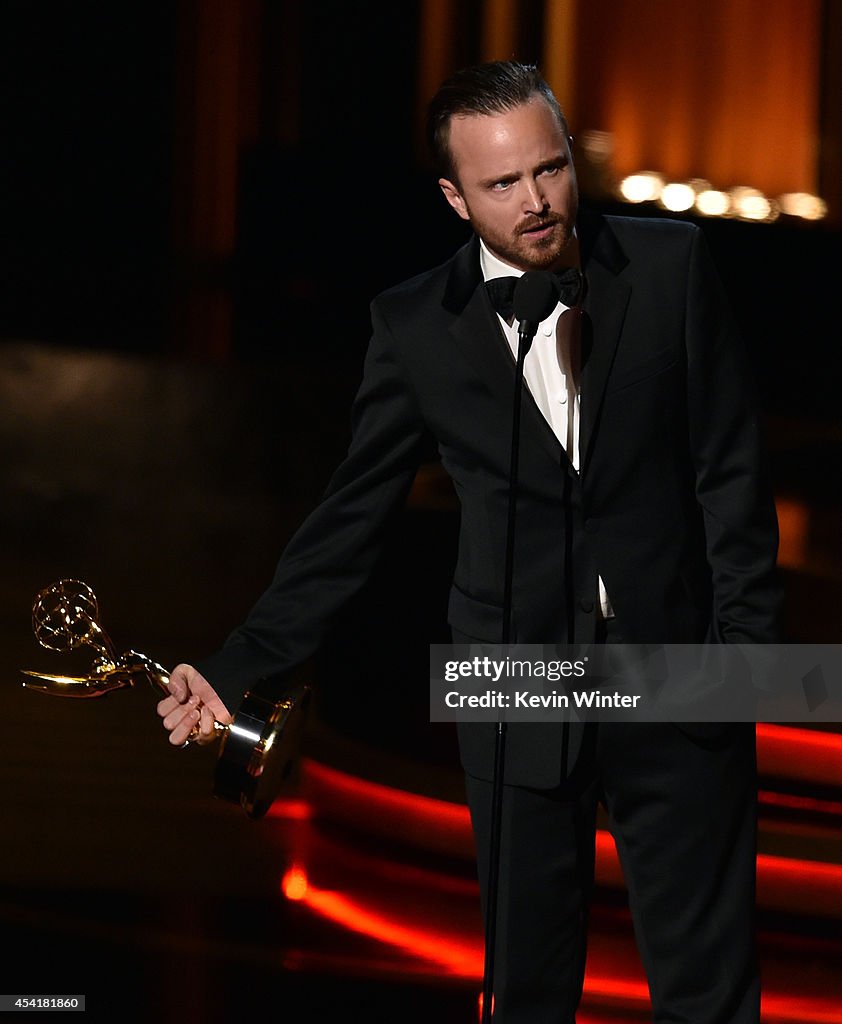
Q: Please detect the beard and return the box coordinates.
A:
[474,212,577,272]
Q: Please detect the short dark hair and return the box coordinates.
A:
[427,60,569,183]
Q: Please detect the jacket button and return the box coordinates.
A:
[584,518,598,533]
[578,597,594,613]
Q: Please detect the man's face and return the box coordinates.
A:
[439,98,579,272]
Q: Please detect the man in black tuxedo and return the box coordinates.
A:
[158,62,781,1022]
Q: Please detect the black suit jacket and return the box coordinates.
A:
[198,209,782,788]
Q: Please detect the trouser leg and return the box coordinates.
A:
[465,769,599,1023]
[598,722,760,1024]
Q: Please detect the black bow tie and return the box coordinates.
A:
[486,267,585,323]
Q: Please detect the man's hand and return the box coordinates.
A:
[157,663,233,747]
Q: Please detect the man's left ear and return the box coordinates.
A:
[438,178,470,221]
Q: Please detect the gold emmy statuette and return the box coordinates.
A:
[21,579,311,819]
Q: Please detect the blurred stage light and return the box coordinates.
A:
[282,864,309,901]
[778,191,828,221]
[659,182,696,212]
[579,129,614,163]
[614,167,824,223]
[695,188,731,217]
[618,171,664,203]
[729,186,779,222]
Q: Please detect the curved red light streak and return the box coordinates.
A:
[271,725,842,1020]
[281,863,842,1022]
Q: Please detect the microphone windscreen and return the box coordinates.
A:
[513,271,561,327]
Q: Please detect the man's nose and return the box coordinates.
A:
[522,178,547,213]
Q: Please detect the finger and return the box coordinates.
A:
[156,695,182,718]
[162,694,200,735]
[162,692,199,722]
[168,705,201,747]
[196,704,216,744]
[167,663,200,703]
[167,672,188,703]
[167,683,186,704]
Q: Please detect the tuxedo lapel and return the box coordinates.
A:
[443,238,517,411]
[444,237,568,471]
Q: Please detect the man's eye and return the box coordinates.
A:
[541,166,560,177]
[492,180,513,191]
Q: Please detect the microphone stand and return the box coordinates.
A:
[480,316,537,1024]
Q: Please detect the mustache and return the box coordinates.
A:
[516,216,562,235]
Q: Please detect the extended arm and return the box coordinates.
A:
[168,304,432,723]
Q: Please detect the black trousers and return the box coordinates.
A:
[465,718,759,1023]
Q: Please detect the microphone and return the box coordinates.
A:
[512,271,562,355]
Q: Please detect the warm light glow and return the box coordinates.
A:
[618,172,664,203]
[286,758,476,858]
[659,182,696,212]
[778,191,827,220]
[477,991,493,1020]
[695,189,731,217]
[729,186,778,222]
[270,798,312,820]
[615,171,824,223]
[743,197,775,221]
[283,860,842,1019]
[286,743,842,907]
[580,129,614,163]
[282,865,309,901]
[758,854,842,918]
[759,996,842,1024]
[279,742,842,1020]
[759,789,842,817]
[756,723,842,788]
[281,865,655,1003]
[775,496,809,569]
[286,872,482,975]
[292,732,842,858]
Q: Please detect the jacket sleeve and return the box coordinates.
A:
[684,226,783,643]
[195,302,431,711]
